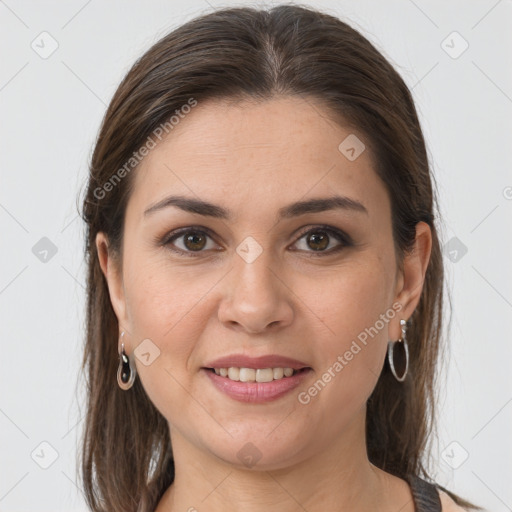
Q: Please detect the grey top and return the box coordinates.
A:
[406,475,442,512]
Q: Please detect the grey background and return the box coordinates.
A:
[1,0,511,510]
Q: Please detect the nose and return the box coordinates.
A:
[217,248,294,334]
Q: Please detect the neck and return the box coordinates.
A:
[156,408,408,512]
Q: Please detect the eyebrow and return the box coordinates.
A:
[143,194,368,220]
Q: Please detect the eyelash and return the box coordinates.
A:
[158,225,353,258]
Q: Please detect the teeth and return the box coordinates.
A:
[273,367,284,379]
[256,368,274,382]
[228,367,240,381]
[212,367,300,382]
[239,368,256,382]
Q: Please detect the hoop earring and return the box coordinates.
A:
[117,331,137,390]
[387,319,409,382]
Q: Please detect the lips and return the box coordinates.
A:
[202,354,313,403]
[203,366,313,403]
[203,354,311,371]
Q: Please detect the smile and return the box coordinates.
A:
[203,367,312,403]
[209,366,298,382]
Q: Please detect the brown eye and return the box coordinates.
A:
[292,226,351,255]
[305,231,329,251]
[161,225,352,258]
[182,231,208,251]
[163,228,218,256]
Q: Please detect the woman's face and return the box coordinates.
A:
[98,96,429,470]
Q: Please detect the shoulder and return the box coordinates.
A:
[438,488,469,512]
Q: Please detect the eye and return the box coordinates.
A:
[159,225,352,257]
[291,225,352,256]
[161,227,219,257]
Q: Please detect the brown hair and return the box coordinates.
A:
[77,4,479,511]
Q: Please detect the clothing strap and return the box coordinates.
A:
[406,474,442,512]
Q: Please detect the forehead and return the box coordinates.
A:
[127,95,388,222]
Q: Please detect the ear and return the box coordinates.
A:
[390,221,432,339]
[96,232,129,334]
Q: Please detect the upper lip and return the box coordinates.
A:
[203,354,311,370]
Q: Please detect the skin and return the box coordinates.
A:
[96,95,432,512]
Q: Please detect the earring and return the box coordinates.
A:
[117,331,137,390]
[387,319,409,382]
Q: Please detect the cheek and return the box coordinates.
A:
[121,261,212,421]
[303,256,395,405]
[121,254,223,390]
[124,250,215,337]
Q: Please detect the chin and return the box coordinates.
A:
[201,425,311,471]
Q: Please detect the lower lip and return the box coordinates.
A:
[203,368,312,403]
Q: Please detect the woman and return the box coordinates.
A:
[79,4,480,511]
